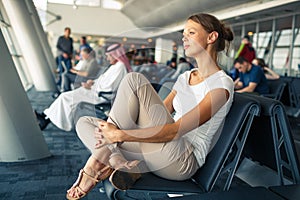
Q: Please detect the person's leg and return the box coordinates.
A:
[43,90,75,131]
[68,72,175,196]
[66,148,114,199]
[105,72,193,188]
[109,72,199,180]
[140,138,199,180]
[76,116,105,154]
[71,73,195,194]
[44,87,101,131]
[71,73,172,193]
[56,55,64,86]
[108,72,175,165]
[76,116,137,168]
[62,73,70,92]
[73,76,88,89]
[63,72,76,91]
[108,72,174,129]
[67,116,141,197]
[65,57,72,71]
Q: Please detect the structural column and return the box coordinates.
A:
[2,0,56,91]
[0,29,51,162]
[25,0,58,73]
[155,38,174,64]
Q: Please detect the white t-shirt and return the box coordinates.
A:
[172,69,234,167]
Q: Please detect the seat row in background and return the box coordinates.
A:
[264,76,300,117]
[264,77,300,162]
[279,76,300,117]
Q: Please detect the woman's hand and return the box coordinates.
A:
[94,120,121,148]
[94,126,110,149]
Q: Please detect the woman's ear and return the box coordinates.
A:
[207,31,218,44]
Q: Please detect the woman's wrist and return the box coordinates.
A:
[115,129,125,143]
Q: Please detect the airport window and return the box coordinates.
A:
[273,29,291,71]
[232,13,300,76]
[253,31,273,59]
[0,4,32,90]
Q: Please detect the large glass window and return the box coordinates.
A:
[292,17,300,75]
[233,14,300,76]
[0,3,32,90]
[253,31,272,59]
[273,29,291,70]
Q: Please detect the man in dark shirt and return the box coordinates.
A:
[234,56,269,95]
[56,27,73,87]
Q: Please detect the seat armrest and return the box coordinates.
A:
[98,91,114,97]
[98,91,114,101]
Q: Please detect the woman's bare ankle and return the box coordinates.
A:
[84,156,108,175]
[108,154,128,169]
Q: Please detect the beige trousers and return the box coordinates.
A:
[76,73,199,180]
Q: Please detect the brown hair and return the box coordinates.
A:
[64,27,71,32]
[254,58,267,68]
[188,13,234,53]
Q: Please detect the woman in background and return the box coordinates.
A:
[252,57,280,80]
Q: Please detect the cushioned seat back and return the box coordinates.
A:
[193,93,260,191]
[278,76,293,106]
[264,79,286,100]
[290,77,300,107]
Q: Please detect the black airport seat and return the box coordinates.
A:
[73,91,114,124]
[261,79,287,101]
[103,93,260,200]
[243,94,300,185]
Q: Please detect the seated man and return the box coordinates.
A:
[35,43,132,131]
[234,56,269,95]
[62,47,100,91]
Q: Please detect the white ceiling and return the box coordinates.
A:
[44,0,300,47]
[121,0,253,28]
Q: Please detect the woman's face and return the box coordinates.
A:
[182,19,208,57]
